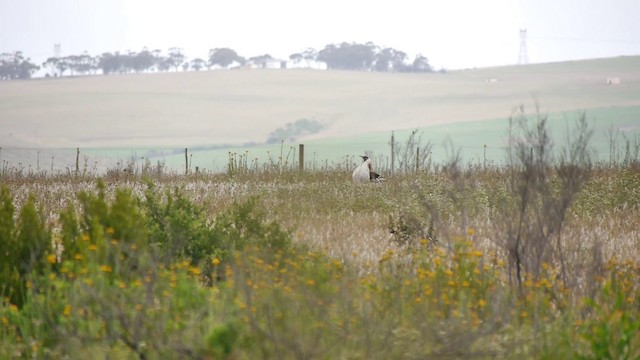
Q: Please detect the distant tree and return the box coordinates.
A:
[247,54,273,67]
[318,42,377,70]
[0,52,39,80]
[133,49,156,73]
[289,52,303,62]
[18,55,39,79]
[374,47,408,72]
[208,48,245,68]
[182,62,190,72]
[42,57,59,76]
[412,54,432,72]
[267,118,324,144]
[289,48,317,62]
[166,47,186,72]
[302,48,318,60]
[98,52,120,74]
[157,57,172,72]
[190,58,206,71]
[151,49,163,71]
[65,52,97,75]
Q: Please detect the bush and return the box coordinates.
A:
[0,187,51,307]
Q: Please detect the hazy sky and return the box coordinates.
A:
[1,0,639,70]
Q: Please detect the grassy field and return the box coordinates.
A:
[1,56,639,173]
[2,78,640,357]
[1,156,639,358]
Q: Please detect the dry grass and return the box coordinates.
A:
[4,166,638,277]
[2,56,640,150]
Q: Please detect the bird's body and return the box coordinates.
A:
[352,156,383,183]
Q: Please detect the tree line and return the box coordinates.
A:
[1,41,433,80]
[0,52,39,80]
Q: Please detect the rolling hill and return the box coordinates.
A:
[1,56,639,172]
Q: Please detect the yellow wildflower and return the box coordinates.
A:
[444,269,454,277]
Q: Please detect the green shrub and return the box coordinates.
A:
[206,322,241,359]
[0,187,51,307]
[143,181,217,264]
[578,260,640,359]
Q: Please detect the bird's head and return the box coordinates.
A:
[360,155,369,162]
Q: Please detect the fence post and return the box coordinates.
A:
[76,147,80,176]
[390,131,395,176]
[484,144,487,169]
[185,148,188,175]
[299,144,304,172]
[416,148,420,173]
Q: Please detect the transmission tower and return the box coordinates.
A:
[518,29,528,65]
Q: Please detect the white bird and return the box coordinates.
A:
[352,155,383,183]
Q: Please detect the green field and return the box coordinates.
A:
[1,56,639,173]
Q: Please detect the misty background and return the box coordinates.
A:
[1,0,639,71]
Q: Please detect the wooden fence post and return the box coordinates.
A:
[484,144,487,169]
[299,144,304,172]
[76,147,80,176]
[390,131,395,175]
[185,148,188,174]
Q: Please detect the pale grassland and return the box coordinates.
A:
[1,56,639,152]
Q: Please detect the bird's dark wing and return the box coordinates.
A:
[370,171,381,180]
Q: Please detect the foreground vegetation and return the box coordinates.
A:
[1,115,639,359]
